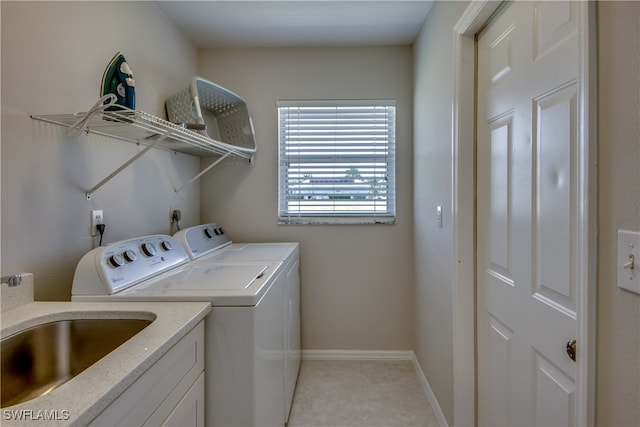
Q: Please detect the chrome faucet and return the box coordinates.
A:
[1,274,22,287]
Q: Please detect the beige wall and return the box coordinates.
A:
[596,2,640,425]
[1,2,200,300]
[413,1,470,424]
[197,47,415,351]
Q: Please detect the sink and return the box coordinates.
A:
[1,318,153,408]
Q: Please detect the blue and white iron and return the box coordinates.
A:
[101,51,135,110]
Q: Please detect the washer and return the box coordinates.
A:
[72,234,287,427]
[174,224,300,421]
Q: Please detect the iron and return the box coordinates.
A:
[100,51,135,110]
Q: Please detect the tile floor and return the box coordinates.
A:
[287,360,441,427]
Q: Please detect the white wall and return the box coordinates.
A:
[596,2,640,425]
[1,1,200,300]
[197,47,415,351]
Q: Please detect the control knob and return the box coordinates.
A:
[204,226,215,239]
[141,242,157,257]
[161,240,172,251]
[123,249,137,262]
[109,253,124,268]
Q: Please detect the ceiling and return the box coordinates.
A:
[154,1,433,48]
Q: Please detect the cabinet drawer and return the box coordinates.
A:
[90,321,205,426]
[148,372,205,427]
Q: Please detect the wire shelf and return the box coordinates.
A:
[31,106,254,159]
[31,101,255,198]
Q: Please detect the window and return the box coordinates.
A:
[278,100,396,224]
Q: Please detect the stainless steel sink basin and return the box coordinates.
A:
[1,318,152,408]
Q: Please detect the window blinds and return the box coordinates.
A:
[278,100,396,224]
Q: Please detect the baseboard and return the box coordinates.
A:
[410,352,449,427]
[301,349,449,427]
[302,349,414,361]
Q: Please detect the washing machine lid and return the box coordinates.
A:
[116,262,277,306]
[203,243,297,262]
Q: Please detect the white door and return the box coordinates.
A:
[477,1,581,425]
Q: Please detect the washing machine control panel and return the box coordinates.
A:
[72,235,190,295]
[174,223,232,260]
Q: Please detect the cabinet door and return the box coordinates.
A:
[90,322,205,427]
[157,373,205,427]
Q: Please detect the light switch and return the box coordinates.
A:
[617,230,640,294]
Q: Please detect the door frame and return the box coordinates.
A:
[450,1,597,425]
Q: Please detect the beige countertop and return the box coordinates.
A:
[0,301,211,427]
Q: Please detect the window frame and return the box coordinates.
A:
[277,99,396,225]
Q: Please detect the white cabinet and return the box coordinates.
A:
[147,374,205,427]
[89,321,205,427]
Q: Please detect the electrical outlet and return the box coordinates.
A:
[91,210,104,236]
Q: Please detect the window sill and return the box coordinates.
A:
[278,217,395,225]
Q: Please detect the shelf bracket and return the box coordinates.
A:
[86,131,172,200]
[174,151,232,194]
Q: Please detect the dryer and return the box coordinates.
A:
[72,234,286,427]
[174,224,301,422]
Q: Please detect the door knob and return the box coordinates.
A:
[566,339,576,362]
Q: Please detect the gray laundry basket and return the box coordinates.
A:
[166,77,256,155]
